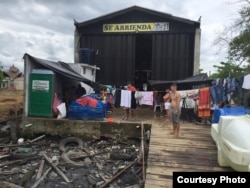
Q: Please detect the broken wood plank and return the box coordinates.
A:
[30,135,46,143]
[0,154,10,159]
[0,156,40,167]
[135,167,142,174]
[70,150,109,160]
[110,153,134,161]
[36,159,45,180]
[0,169,21,175]
[100,158,138,188]
[141,123,145,181]
[0,143,49,148]
[43,153,71,183]
[32,167,52,188]
[20,165,38,187]
[0,181,24,188]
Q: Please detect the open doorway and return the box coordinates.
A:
[135,34,152,90]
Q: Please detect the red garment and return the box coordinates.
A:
[76,97,98,108]
[52,93,61,115]
[198,87,210,117]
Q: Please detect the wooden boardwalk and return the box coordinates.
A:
[144,119,233,188]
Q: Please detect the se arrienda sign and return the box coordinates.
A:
[103,22,169,33]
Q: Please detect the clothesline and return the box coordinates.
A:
[120,90,154,108]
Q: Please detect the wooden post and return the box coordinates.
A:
[0,181,24,188]
[30,135,46,143]
[141,123,145,181]
[36,159,45,180]
[32,167,52,188]
[20,165,38,187]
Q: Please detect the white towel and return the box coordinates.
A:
[139,91,153,106]
[120,90,131,108]
[187,89,199,99]
[242,74,250,89]
[178,90,187,98]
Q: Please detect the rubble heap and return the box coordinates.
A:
[0,132,149,188]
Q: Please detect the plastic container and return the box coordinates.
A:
[67,101,105,120]
[212,106,246,123]
[246,109,250,114]
[78,48,96,64]
[212,115,250,171]
[67,102,89,120]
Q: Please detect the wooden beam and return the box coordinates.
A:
[43,154,71,183]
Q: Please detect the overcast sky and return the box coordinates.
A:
[0,0,242,75]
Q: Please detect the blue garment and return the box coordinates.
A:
[226,78,231,94]
[231,78,237,93]
[225,77,237,94]
[210,85,224,105]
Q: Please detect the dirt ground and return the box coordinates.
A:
[0,89,24,120]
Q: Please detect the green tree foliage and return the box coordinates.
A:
[210,61,250,79]
[229,1,250,64]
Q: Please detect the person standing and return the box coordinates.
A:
[125,82,137,120]
[99,88,107,104]
[170,83,181,137]
[75,84,86,99]
[152,88,158,110]
[163,88,171,122]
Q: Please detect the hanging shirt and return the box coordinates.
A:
[120,90,131,108]
[198,87,211,118]
[138,91,153,106]
[114,90,121,108]
[186,89,199,99]
[210,85,224,105]
[178,90,187,98]
[242,74,250,89]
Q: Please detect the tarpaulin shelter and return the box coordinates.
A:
[23,53,104,117]
[23,53,96,86]
[148,73,213,90]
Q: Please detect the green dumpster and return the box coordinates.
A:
[28,69,54,117]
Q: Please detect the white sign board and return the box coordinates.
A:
[32,80,49,91]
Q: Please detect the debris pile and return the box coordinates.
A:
[0,131,148,188]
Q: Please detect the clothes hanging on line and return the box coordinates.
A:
[131,91,137,109]
[186,89,199,99]
[210,84,224,105]
[137,91,153,106]
[120,90,131,108]
[224,77,237,94]
[114,89,121,108]
[198,87,210,118]
[135,91,143,105]
[242,74,250,89]
[178,90,188,98]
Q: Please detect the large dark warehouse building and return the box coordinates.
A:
[74,6,201,89]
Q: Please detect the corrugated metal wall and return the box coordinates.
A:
[76,7,200,86]
[81,33,194,86]
[151,33,194,80]
[81,35,135,86]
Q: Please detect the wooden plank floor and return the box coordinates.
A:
[144,119,233,188]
